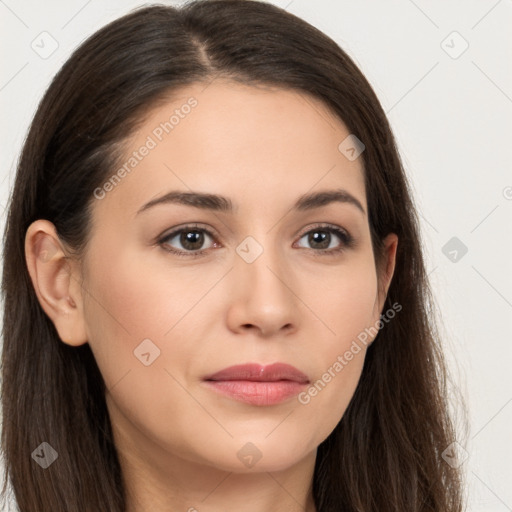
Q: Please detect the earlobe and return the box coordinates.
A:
[25,219,88,347]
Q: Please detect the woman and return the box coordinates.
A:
[1,1,467,510]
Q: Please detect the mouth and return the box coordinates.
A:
[202,363,310,406]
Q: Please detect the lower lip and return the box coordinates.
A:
[202,380,307,406]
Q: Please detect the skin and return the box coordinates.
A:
[25,80,397,512]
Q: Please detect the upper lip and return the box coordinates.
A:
[204,363,309,384]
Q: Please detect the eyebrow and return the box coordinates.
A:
[136,188,366,216]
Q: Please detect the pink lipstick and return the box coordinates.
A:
[202,363,309,406]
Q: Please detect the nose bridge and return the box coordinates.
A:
[236,225,286,275]
[232,230,297,321]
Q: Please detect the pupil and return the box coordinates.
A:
[182,230,203,250]
[310,231,329,249]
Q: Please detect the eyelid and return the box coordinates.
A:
[296,222,351,241]
[158,222,218,242]
[157,222,355,257]
[294,223,355,252]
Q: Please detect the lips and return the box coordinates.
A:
[202,363,310,406]
[204,363,309,384]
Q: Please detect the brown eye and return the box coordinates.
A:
[175,230,207,251]
[295,225,354,254]
[159,224,217,257]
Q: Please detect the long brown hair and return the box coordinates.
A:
[1,1,467,510]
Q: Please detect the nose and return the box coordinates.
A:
[225,238,300,338]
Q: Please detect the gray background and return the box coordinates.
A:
[1,1,511,510]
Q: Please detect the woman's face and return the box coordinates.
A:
[60,81,396,474]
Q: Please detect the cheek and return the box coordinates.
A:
[81,248,167,385]
[83,244,208,343]
[305,253,379,341]
[81,254,206,454]
[81,246,219,401]
[297,257,378,421]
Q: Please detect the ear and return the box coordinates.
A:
[374,232,398,317]
[25,219,88,346]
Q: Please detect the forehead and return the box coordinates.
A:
[91,79,366,222]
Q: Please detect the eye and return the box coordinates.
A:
[157,222,354,258]
[295,224,354,255]
[158,224,217,258]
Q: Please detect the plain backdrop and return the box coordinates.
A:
[1,1,511,510]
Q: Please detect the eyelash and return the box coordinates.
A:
[157,223,355,259]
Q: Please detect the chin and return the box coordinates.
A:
[204,436,315,474]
